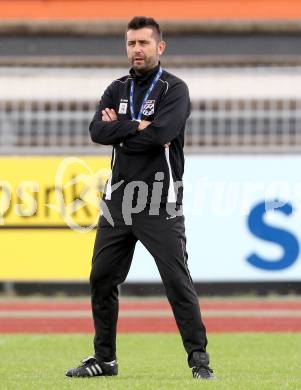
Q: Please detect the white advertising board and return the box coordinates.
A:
[128,156,301,282]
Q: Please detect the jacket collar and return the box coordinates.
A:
[130,62,161,84]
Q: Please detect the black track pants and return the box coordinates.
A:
[90,201,208,366]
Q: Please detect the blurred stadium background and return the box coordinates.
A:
[1,0,301,296]
[1,2,301,388]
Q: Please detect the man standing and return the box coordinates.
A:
[66,16,214,380]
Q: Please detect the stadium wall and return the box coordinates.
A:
[1,0,301,20]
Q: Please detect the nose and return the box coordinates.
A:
[134,46,143,54]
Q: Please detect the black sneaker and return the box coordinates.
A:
[65,356,118,378]
[190,352,214,380]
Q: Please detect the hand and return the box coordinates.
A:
[164,142,171,148]
[102,108,117,122]
[138,120,151,131]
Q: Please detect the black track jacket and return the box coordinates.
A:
[89,63,190,205]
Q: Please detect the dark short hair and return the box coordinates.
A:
[127,16,162,42]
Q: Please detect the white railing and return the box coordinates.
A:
[1,98,300,154]
[185,99,301,153]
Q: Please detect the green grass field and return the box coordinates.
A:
[1,333,300,390]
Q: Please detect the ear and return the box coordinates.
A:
[158,41,166,56]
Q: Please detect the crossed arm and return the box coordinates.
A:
[101,107,170,147]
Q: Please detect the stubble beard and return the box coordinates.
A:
[132,57,158,75]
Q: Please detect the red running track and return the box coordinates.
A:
[1,316,301,333]
[0,300,300,333]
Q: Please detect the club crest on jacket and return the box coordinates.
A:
[142,100,155,116]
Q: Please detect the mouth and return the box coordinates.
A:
[133,58,145,62]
